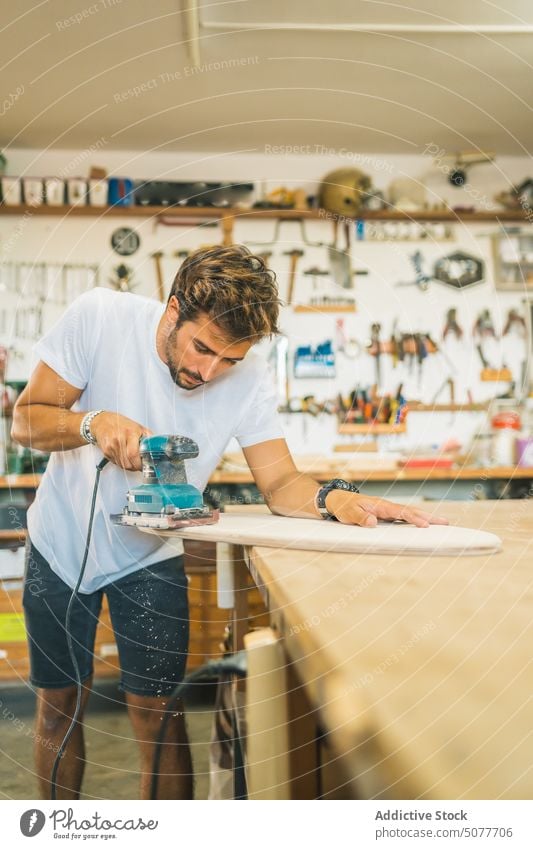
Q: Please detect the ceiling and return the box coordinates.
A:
[2,0,533,156]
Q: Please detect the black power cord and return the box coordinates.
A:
[149,652,247,800]
[51,456,247,801]
[50,457,109,800]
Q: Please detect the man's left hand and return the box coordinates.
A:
[324,490,450,528]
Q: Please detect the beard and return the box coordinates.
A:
[165,331,205,390]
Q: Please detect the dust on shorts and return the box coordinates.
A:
[22,538,189,696]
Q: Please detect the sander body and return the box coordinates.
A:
[111,434,219,530]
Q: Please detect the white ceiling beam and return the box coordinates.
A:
[183,0,201,67]
[201,21,533,34]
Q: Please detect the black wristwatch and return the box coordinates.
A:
[315,478,360,520]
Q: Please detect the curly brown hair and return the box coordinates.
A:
[168,244,281,342]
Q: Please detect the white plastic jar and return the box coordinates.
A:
[490,411,521,466]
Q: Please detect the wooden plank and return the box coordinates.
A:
[286,662,320,799]
[244,628,291,799]
[0,474,41,489]
[229,544,249,653]
[0,589,23,611]
[0,530,26,543]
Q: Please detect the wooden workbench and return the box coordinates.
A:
[241,501,532,799]
[210,464,533,484]
[2,465,533,489]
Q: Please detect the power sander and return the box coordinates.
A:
[111,434,219,530]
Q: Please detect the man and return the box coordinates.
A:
[12,244,447,800]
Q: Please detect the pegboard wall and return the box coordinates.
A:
[1,146,531,454]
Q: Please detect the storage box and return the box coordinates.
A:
[44,177,65,205]
[1,177,22,205]
[88,178,108,206]
[516,436,533,467]
[66,178,87,206]
[22,178,44,206]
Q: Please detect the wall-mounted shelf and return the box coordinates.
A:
[333,442,379,452]
[492,230,533,291]
[293,304,356,313]
[338,423,407,434]
[480,368,513,382]
[0,204,532,223]
[407,402,489,412]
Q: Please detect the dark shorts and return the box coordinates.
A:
[22,538,189,696]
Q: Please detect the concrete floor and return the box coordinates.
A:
[0,679,216,800]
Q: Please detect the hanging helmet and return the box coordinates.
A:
[318,167,372,217]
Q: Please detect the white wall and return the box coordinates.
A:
[1,147,531,456]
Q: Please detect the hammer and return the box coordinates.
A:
[283,248,304,305]
[173,249,191,265]
[151,251,165,302]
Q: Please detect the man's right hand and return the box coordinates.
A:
[11,363,154,461]
[90,412,153,471]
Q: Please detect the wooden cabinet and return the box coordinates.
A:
[0,584,123,684]
[0,541,268,684]
[184,540,269,670]
[0,584,30,683]
[492,228,533,290]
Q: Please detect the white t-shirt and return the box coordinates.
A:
[27,288,283,593]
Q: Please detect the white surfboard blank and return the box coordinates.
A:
[139,513,502,557]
